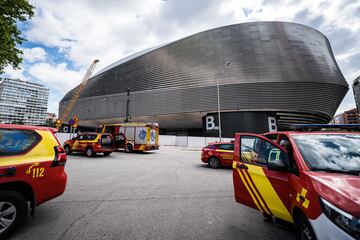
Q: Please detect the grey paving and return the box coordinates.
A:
[10,147,296,240]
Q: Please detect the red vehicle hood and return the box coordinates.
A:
[308,172,360,217]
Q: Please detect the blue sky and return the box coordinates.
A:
[2,0,359,115]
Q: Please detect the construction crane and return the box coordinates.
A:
[57,59,99,127]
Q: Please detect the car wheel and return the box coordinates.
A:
[208,157,220,168]
[64,145,71,155]
[103,152,111,156]
[125,144,133,153]
[295,214,317,240]
[86,147,94,157]
[0,191,27,239]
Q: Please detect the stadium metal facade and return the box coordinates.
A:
[60,21,348,137]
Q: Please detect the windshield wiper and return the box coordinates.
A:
[311,168,360,176]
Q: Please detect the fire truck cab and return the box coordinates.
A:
[232,125,360,240]
[101,122,159,152]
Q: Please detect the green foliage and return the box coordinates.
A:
[10,120,24,125]
[45,118,56,128]
[0,0,34,73]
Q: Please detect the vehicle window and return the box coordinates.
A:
[205,145,217,149]
[115,134,125,141]
[78,135,85,140]
[104,126,115,134]
[218,144,234,150]
[101,135,112,144]
[292,134,360,173]
[240,136,283,165]
[87,135,97,140]
[265,134,278,142]
[279,135,298,174]
[0,129,41,156]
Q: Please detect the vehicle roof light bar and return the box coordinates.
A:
[290,124,360,131]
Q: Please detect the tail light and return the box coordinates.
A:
[52,146,67,167]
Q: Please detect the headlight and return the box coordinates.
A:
[320,197,360,239]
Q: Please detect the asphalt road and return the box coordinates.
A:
[10,147,296,240]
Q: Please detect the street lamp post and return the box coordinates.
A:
[217,60,231,142]
[125,88,131,122]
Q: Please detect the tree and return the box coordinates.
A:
[0,0,34,74]
[45,118,56,128]
[10,120,24,125]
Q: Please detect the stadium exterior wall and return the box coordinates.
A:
[59,21,348,137]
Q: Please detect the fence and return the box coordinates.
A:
[55,133,233,149]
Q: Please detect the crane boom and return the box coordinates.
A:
[59,59,99,123]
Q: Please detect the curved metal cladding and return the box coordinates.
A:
[60,21,348,130]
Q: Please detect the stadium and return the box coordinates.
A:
[59,21,348,137]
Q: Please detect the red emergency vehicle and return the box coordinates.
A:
[101,122,159,152]
[201,142,234,168]
[63,132,114,157]
[232,125,360,240]
[0,124,67,238]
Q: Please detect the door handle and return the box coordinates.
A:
[0,167,16,177]
[236,163,248,170]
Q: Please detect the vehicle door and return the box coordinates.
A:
[232,134,293,223]
[216,144,234,166]
[101,134,113,149]
[73,134,86,152]
[114,134,125,148]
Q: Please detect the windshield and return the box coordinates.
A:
[292,134,360,172]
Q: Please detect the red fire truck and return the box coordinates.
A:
[101,122,159,152]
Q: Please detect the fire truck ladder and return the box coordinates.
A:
[60,59,99,122]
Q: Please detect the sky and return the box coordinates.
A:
[2,0,360,115]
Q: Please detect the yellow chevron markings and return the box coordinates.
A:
[236,169,264,213]
[246,164,293,223]
[242,168,271,215]
[296,188,310,209]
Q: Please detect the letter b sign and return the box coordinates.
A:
[206,116,218,130]
[268,117,277,132]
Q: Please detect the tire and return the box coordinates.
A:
[0,191,27,239]
[295,214,317,240]
[208,157,220,168]
[125,144,133,153]
[64,145,71,155]
[86,147,94,157]
[103,152,111,156]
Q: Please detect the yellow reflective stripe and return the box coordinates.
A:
[232,161,237,169]
[0,130,57,167]
[236,169,264,214]
[146,128,151,142]
[78,140,98,143]
[155,128,159,145]
[242,169,271,215]
[246,164,293,223]
[138,145,145,151]
[215,150,233,153]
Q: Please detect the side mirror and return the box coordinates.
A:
[267,152,289,171]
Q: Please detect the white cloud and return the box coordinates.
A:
[27,62,84,94]
[13,0,359,114]
[47,93,61,114]
[2,65,28,81]
[21,47,47,62]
